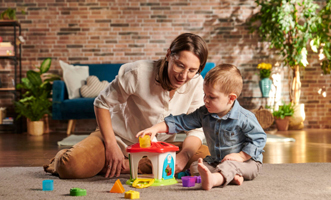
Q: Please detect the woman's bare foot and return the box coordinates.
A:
[197,158,224,190]
[231,175,244,185]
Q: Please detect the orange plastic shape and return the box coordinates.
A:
[110,179,125,193]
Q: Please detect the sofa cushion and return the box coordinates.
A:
[80,76,109,98]
[201,62,216,78]
[59,60,89,99]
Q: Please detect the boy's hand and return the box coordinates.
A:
[136,127,158,141]
[221,151,251,163]
[136,122,169,141]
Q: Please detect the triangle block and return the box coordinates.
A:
[110,179,125,193]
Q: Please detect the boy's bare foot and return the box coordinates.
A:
[231,175,244,185]
[197,158,224,190]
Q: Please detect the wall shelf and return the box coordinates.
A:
[0,88,15,91]
[0,21,22,133]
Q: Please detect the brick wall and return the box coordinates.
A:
[0,0,330,133]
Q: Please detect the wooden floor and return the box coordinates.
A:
[1,129,331,167]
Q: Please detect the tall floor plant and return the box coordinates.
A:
[249,0,331,104]
[14,58,60,135]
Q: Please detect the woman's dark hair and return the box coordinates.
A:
[154,33,208,91]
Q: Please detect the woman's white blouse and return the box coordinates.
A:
[94,60,205,145]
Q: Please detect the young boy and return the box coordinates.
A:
[136,64,266,190]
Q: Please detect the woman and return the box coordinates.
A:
[44,33,210,179]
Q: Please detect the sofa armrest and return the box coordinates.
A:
[52,80,68,120]
[52,80,67,103]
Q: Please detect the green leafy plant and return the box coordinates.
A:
[14,58,61,121]
[0,8,26,20]
[249,0,331,103]
[272,102,295,119]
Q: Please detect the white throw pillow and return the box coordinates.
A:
[59,60,89,99]
[80,76,109,98]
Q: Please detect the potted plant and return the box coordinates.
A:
[249,0,331,128]
[257,62,272,97]
[14,58,60,135]
[272,102,295,131]
[0,8,26,20]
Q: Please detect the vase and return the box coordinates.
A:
[259,78,272,97]
[289,103,305,130]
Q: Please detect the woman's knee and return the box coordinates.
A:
[55,135,105,179]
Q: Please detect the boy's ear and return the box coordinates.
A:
[229,93,237,103]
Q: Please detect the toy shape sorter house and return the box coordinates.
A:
[126,135,179,187]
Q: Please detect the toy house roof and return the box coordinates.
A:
[126,141,179,153]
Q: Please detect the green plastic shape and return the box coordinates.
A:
[70,188,87,196]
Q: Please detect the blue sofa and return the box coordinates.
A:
[52,62,215,134]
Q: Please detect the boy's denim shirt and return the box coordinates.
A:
[164,100,267,163]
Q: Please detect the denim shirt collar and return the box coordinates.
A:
[210,100,240,120]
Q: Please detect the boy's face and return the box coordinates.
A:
[203,83,237,117]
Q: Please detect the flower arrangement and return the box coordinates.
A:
[257,63,272,79]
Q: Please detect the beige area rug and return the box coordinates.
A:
[57,134,295,146]
[1,163,330,200]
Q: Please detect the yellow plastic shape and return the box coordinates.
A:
[110,179,125,193]
[124,190,140,199]
[139,135,151,148]
[132,178,155,189]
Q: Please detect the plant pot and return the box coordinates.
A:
[275,116,290,131]
[259,78,272,97]
[27,119,44,136]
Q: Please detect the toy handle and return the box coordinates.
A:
[132,179,155,189]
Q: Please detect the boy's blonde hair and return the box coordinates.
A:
[204,64,243,97]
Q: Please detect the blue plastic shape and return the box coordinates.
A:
[42,180,54,191]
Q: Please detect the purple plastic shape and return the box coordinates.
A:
[195,176,201,183]
[181,176,196,187]
[177,172,186,179]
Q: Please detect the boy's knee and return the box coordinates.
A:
[189,160,199,176]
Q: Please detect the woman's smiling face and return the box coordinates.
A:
[167,50,200,89]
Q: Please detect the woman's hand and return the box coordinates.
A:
[104,144,125,178]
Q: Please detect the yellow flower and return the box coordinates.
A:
[257,63,272,79]
[257,63,272,70]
